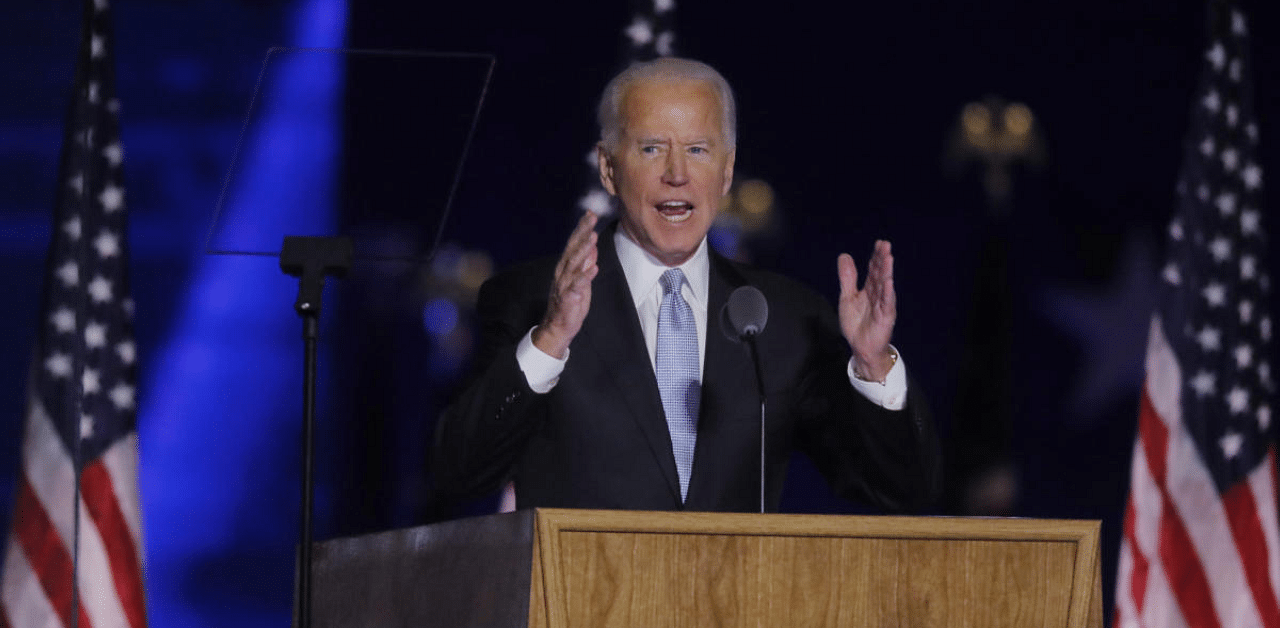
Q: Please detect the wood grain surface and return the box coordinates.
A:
[531,510,1100,628]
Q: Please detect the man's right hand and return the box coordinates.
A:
[532,212,599,359]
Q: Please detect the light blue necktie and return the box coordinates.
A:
[656,268,700,501]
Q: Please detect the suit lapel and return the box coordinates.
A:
[578,227,683,502]
[686,250,753,506]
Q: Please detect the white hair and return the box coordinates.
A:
[597,57,737,152]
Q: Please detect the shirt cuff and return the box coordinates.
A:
[847,347,908,410]
[517,327,569,394]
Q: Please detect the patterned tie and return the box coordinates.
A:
[656,268,700,501]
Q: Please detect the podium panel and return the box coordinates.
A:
[313,509,1101,628]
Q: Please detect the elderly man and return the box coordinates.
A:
[434,58,939,513]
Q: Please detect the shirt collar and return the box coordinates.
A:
[613,226,710,309]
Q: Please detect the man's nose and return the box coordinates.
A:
[662,152,689,186]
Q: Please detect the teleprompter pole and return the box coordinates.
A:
[279,235,353,628]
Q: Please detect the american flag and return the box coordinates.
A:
[0,1,148,627]
[1114,2,1279,627]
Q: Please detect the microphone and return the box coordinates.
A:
[722,285,768,340]
[720,286,769,513]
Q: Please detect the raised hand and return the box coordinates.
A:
[837,240,898,382]
[532,212,599,359]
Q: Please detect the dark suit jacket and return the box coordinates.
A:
[434,223,940,513]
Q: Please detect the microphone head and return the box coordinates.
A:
[722,285,769,339]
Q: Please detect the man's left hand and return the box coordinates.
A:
[838,241,897,382]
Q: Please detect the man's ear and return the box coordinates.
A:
[721,148,737,196]
[597,144,618,195]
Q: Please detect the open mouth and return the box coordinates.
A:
[657,200,694,223]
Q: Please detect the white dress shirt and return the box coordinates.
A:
[515,230,908,410]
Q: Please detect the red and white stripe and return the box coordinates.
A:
[1,397,147,628]
[1115,316,1280,628]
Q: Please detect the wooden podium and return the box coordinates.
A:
[312,508,1101,628]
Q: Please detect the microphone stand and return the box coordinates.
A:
[279,235,352,628]
[744,333,766,514]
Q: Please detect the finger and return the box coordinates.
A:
[865,240,894,301]
[873,241,897,316]
[557,235,598,297]
[837,253,858,298]
[557,213,598,272]
[557,230,597,283]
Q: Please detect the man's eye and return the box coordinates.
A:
[641,145,660,154]
[689,146,706,154]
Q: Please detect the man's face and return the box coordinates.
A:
[598,78,736,267]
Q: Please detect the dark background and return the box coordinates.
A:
[2,0,1277,625]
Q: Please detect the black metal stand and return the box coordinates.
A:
[744,335,767,514]
[279,235,353,628]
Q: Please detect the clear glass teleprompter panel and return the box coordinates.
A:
[206,48,494,263]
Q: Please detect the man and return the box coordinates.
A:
[434,58,939,513]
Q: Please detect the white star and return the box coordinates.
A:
[99,184,124,212]
[93,230,120,258]
[1232,10,1246,35]
[1170,220,1184,240]
[1220,148,1239,171]
[1220,431,1244,459]
[1163,263,1181,285]
[1241,163,1262,190]
[1190,370,1216,397]
[45,353,72,378]
[1229,58,1242,82]
[87,275,113,303]
[625,18,654,45]
[1241,209,1260,236]
[1240,300,1254,323]
[116,340,136,365]
[578,189,613,215]
[87,81,100,103]
[1202,282,1226,307]
[1260,406,1272,430]
[655,31,675,56]
[102,142,123,167]
[122,298,134,319]
[51,307,76,334]
[1262,317,1272,341]
[1215,192,1236,215]
[1200,136,1215,156]
[94,0,108,9]
[106,98,119,113]
[1261,362,1273,386]
[1208,236,1231,262]
[1241,255,1257,279]
[654,0,675,12]
[63,216,81,240]
[90,35,105,59]
[1203,90,1221,113]
[109,384,135,411]
[80,415,94,439]
[57,261,79,287]
[1227,387,1249,414]
[1196,184,1210,201]
[1234,344,1253,369]
[82,368,100,394]
[1206,42,1226,71]
[1196,326,1222,351]
[1225,105,1239,128]
[84,320,107,349]
[1246,123,1258,142]
[67,173,83,195]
